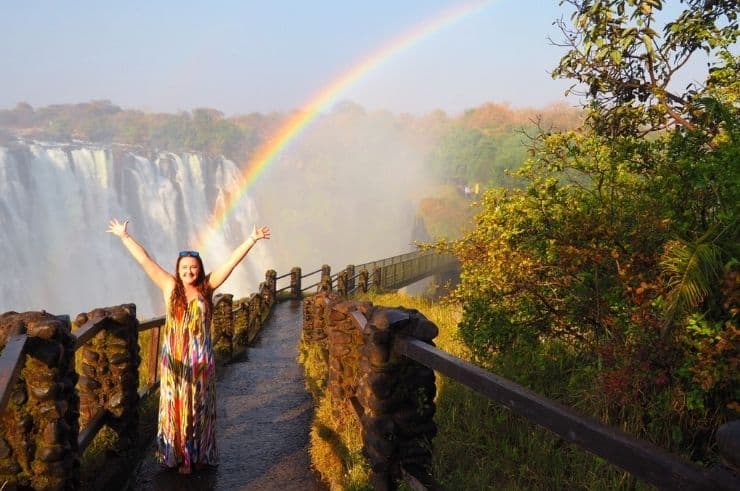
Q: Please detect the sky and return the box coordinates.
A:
[0,0,583,116]
[0,1,711,117]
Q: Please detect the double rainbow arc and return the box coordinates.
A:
[194,0,494,251]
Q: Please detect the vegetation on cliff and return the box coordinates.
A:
[429,0,739,476]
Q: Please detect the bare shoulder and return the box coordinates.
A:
[161,275,177,298]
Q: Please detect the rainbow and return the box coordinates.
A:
[194,0,494,251]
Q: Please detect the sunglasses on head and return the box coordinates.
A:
[178,250,200,258]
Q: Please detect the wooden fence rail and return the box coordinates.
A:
[393,336,740,490]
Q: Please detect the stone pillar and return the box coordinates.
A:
[211,294,234,362]
[266,270,277,299]
[232,301,250,346]
[0,311,79,490]
[248,293,263,343]
[301,294,332,399]
[356,308,438,490]
[345,265,355,294]
[290,267,302,299]
[75,304,140,448]
[372,267,382,291]
[337,271,348,297]
[393,311,438,487]
[358,270,369,294]
[260,281,273,314]
[323,298,372,424]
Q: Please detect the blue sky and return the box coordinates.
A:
[0,1,709,116]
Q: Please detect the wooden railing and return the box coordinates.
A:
[393,336,740,490]
[302,288,740,491]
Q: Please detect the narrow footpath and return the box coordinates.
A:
[130,300,325,491]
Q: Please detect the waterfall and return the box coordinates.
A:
[0,140,269,318]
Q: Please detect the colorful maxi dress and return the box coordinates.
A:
[156,298,218,469]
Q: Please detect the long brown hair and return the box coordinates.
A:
[170,254,213,322]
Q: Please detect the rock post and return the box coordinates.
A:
[0,311,79,490]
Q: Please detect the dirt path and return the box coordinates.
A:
[129,300,325,491]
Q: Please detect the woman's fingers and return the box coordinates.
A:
[106,218,129,236]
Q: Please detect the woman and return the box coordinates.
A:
[107,218,270,473]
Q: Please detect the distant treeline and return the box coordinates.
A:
[0,99,581,187]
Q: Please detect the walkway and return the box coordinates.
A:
[129,300,325,491]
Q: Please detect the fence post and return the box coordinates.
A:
[346,264,355,294]
[290,267,302,299]
[337,270,348,297]
[356,308,438,490]
[247,293,262,344]
[259,282,272,321]
[266,269,277,299]
[359,269,369,294]
[212,294,234,362]
[372,267,381,291]
[0,312,79,490]
[76,304,140,447]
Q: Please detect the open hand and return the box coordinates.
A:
[107,218,129,238]
[250,225,271,242]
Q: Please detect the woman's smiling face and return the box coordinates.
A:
[178,256,201,286]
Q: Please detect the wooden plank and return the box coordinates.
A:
[394,336,722,491]
[78,409,109,452]
[73,315,110,350]
[138,315,165,332]
[0,334,28,414]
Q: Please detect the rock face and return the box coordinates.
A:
[0,311,79,491]
[302,292,438,491]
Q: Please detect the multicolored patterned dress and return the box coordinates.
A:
[156,297,218,470]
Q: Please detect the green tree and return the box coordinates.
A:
[435,0,739,464]
[553,0,738,138]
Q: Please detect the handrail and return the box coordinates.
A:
[138,315,166,331]
[232,303,247,314]
[78,409,109,453]
[0,334,29,414]
[302,281,321,292]
[73,314,110,350]
[392,335,734,490]
[302,268,322,278]
[275,271,292,280]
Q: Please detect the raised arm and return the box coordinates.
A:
[208,225,271,290]
[107,219,175,293]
